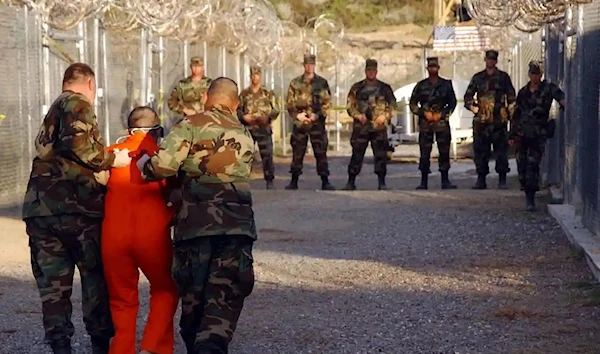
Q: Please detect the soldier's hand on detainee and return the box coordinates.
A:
[135,153,151,174]
[93,170,110,186]
[167,189,183,208]
[242,114,256,124]
[112,148,132,168]
[183,108,196,116]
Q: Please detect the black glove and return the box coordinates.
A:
[546,119,556,139]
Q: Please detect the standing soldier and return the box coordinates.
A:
[284,53,335,191]
[22,63,132,354]
[136,78,256,354]
[168,56,212,118]
[343,58,396,190]
[510,60,565,211]
[238,65,280,189]
[409,57,458,190]
[464,49,516,189]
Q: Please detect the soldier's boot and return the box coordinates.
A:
[472,174,487,190]
[266,180,275,190]
[377,174,387,190]
[50,340,72,354]
[525,190,537,212]
[441,171,457,189]
[519,179,525,191]
[91,337,110,354]
[284,175,299,190]
[343,174,357,191]
[416,172,428,190]
[498,173,509,190]
[321,176,336,191]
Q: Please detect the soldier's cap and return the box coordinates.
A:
[528,60,543,75]
[250,65,262,75]
[365,58,378,70]
[485,50,499,60]
[426,57,439,67]
[303,54,316,65]
[190,56,204,66]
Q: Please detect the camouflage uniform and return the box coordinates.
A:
[285,54,335,190]
[511,61,565,210]
[237,65,280,185]
[464,50,516,189]
[344,59,396,190]
[139,103,256,354]
[168,57,212,118]
[409,57,458,189]
[22,91,115,352]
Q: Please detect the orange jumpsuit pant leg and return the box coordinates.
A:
[134,225,178,354]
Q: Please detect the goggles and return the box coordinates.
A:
[129,125,164,138]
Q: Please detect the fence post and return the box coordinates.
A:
[101,24,110,143]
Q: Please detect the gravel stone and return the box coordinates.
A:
[1,157,599,354]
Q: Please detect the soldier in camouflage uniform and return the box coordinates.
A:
[22,63,132,354]
[168,56,212,118]
[510,60,565,211]
[343,58,396,190]
[464,49,517,190]
[284,53,335,190]
[409,57,458,190]
[238,65,280,189]
[137,77,256,354]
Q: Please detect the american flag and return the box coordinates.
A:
[433,25,490,51]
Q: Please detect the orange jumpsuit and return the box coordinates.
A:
[101,132,178,354]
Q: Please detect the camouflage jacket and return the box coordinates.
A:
[141,104,257,242]
[409,77,457,123]
[167,76,212,115]
[347,79,397,129]
[22,91,115,220]
[510,80,565,138]
[237,85,280,135]
[286,74,331,128]
[464,69,516,123]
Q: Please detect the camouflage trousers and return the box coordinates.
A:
[251,132,275,181]
[289,124,330,177]
[515,135,546,192]
[25,215,114,344]
[172,235,255,354]
[473,121,510,175]
[348,123,390,176]
[418,121,451,173]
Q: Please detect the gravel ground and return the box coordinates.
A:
[1,156,600,354]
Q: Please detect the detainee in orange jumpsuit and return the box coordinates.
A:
[99,107,178,354]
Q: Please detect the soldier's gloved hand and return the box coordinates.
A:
[112,148,132,168]
[135,153,151,174]
[167,189,183,208]
[93,170,110,186]
[296,112,308,122]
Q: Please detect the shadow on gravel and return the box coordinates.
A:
[0,203,22,220]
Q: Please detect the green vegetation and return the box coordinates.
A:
[272,0,434,29]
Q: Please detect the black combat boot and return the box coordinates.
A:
[519,178,525,191]
[377,174,387,190]
[343,174,357,190]
[472,174,487,189]
[321,176,335,191]
[50,340,72,354]
[284,175,299,190]
[525,190,537,212]
[266,180,275,190]
[416,172,428,190]
[498,173,509,190]
[91,337,110,354]
[441,171,457,189]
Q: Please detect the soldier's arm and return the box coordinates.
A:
[267,90,280,121]
[142,122,192,181]
[409,82,421,115]
[550,83,566,108]
[346,83,362,118]
[504,73,517,105]
[464,77,477,110]
[236,92,248,125]
[285,83,298,118]
[383,83,397,121]
[509,90,525,139]
[167,84,185,115]
[444,80,458,116]
[59,97,115,172]
[320,79,332,118]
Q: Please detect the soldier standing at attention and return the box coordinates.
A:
[510,60,565,211]
[409,57,458,190]
[343,58,396,190]
[464,49,516,190]
[238,65,280,189]
[22,63,132,354]
[284,53,335,191]
[136,77,256,354]
[168,56,212,118]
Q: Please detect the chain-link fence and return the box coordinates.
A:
[542,4,600,237]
